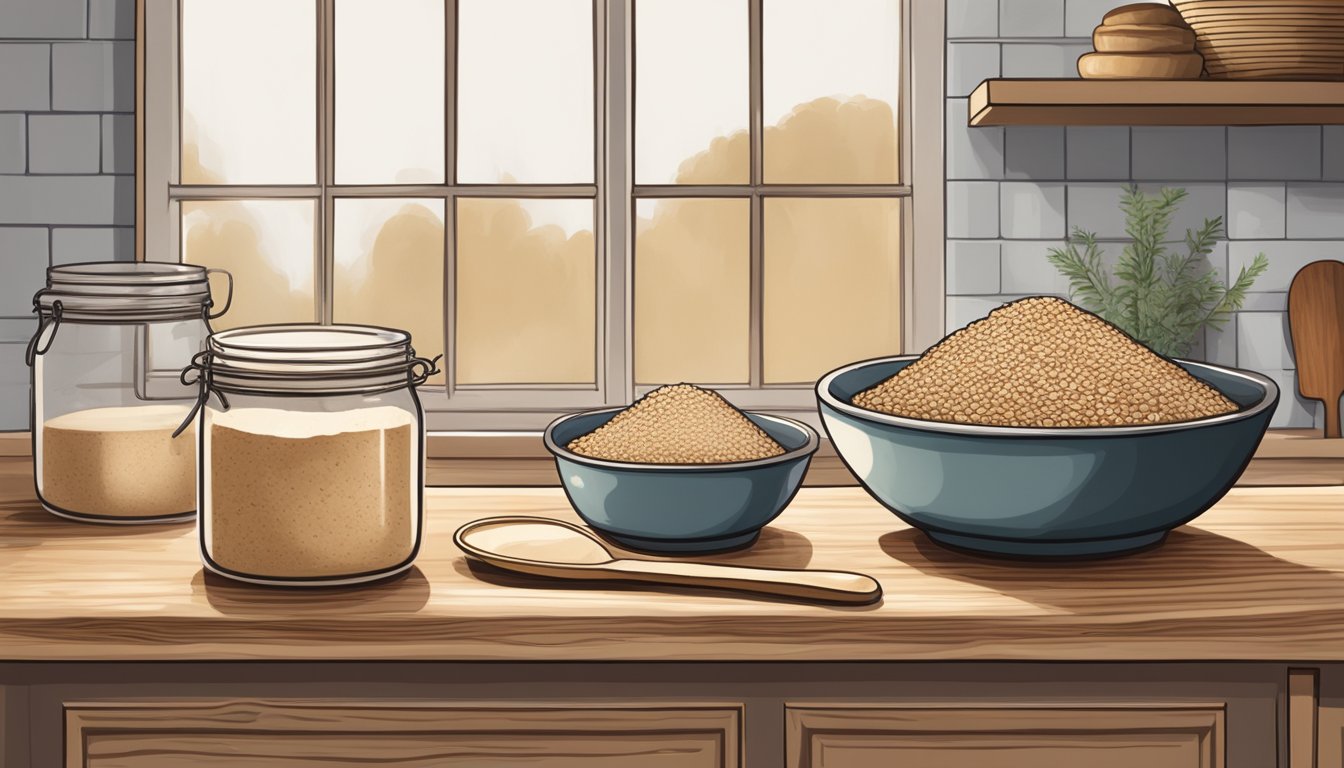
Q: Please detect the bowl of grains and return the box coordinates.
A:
[544,383,819,553]
[816,297,1278,558]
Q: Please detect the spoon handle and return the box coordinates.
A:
[607,558,882,604]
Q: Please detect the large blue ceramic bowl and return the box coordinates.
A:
[817,356,1278,558]
[544,408,819,554]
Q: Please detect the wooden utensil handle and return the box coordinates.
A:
[610,559,882,604]
[1326,397,1342,439]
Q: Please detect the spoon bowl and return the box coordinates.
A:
[455,516,882,605]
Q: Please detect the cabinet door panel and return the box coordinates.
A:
[1319,704,1342,767]
[67,701,739,768]
[788,704,1224,768]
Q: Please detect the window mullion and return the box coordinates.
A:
[748,0,764,389]
[319,0,335,325]
[603,0,629,407]
[443,0,459,398]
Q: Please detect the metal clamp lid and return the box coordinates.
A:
[27,263,234,364]
[172,323,441,438]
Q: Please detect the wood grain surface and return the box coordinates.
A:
[1288,669,1319,768]
[967,79,1344,126]
[67,701,740,768]
[1289,260,1344,439]
[1,457,1344,662]
[786,704,1224,768]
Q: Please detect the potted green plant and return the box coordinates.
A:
[1047,185,1269,359]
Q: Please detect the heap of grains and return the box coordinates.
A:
[568,384,786,463]
[852,297,1239,427]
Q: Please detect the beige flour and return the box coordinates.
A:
[206,406,417,579]
[41,404,196,518]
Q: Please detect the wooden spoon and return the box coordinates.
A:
[454,516,882,605]
[1288,260,1344,438]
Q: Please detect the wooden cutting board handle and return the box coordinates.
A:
[1288,260,1344,438]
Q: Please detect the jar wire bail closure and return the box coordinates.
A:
[172,329,440,439]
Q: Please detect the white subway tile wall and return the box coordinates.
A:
[1324,127,1344,181]
[1286,184,1344,239]
[1227,185,1286,240]
[1000,240,1069,294]
[1000,182,1066,238]
[1130,127,1226,181]
[999,0,1063,37]
[947,99,1004,179]
[945,3,1334,428]
[27,114,101,174]
[1063,0,1118,37]
[1004,126,1064,179]
[1229,127,1323,181]
[946,0,998,38]
[946,241,1002,295]
[947,181,1001,238]
[0,0,134,428]
[947,43,1000,98]
[1001,43,1092,78]
[1065,126,1129,180]
[0,115,25,174]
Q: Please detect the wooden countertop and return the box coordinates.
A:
[2,457,1344,662]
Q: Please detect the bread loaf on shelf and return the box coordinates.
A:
[1102,2,1187,27]
[1079,3,1202,79]
[1078,51,1204,79]
[1093,23,1195,54]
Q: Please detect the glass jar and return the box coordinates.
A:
[28,262,231,524]
[183,324,437,587]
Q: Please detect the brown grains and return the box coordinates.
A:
[568,384,786,463]
[852,297,1239,427]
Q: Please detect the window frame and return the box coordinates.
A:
[136,0,945,433]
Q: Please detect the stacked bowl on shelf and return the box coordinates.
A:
[1079,3,1204,79]
[1171,0,1344,80]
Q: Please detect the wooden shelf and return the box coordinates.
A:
[969,79,1344,126]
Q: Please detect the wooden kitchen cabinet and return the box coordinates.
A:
[1314,667,1344,768]
[786,704,1225,768]
[63,701,740,768]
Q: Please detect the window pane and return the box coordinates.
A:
[180,0,316,184]
[456,198,595,384]
[762,0,899,184]
[457,0,594,183]
[333,199,445,384]
[635,0,748,185]
[635,198,749,385]
[335,0,445,184]
[181,200,316,329]
[763,198,900,384]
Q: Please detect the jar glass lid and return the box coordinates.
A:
[193,323,438,396]
[36,261,229,322]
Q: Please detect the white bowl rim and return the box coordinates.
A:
[543,408,820,472]
[816,354,1279,438]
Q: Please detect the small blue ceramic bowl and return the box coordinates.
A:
[543,408,819,553]
[817,355,1278,558]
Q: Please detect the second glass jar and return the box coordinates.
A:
[185,324,436,586]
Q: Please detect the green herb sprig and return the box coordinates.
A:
[1046,185,1269,358]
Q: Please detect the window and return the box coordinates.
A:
[139,0,944,431]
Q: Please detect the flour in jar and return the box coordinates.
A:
[41,404,196,518]
[205,406,418,579]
